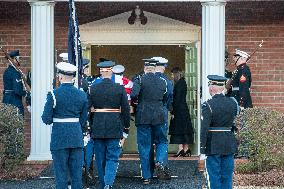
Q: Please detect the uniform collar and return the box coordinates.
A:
[102,78,112,82]
[212,93,225,98]
[237,63,246,69]
[61,82,73,86]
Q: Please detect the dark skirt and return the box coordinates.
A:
[170,134,193,144]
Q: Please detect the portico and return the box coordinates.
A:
[25,0,226,160]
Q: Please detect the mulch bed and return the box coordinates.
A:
[233,159,284,187]
[234,169,284,187]
[0,161,50,180]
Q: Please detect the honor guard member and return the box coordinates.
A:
[152,57,173,166]
[112,65,133,149]
[230,49,253,109]
[91,58,115,86]
[42,62,88,189]
[80,58,94,93]
[200,75,239,189]
[83,59,116,177]
[2,50,27,116]
[130,58,170,184]
[112,64,133,103]
[89,60,130,189]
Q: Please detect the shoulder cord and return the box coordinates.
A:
[159,77,168,94]
[50,90,56,109]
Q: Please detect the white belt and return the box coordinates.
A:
[53,118,79,122]
[232,87,239,91]
[208,129,231,132]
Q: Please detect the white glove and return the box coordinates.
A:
[240,106,244,111]
[83,134,90,147]
[200,154,207,161]
[123,132,128,139]
[27,106,31,113]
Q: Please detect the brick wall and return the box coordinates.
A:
[0,1,284,154]
[226,1,284,112]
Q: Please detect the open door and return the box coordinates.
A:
[184,42,201,155]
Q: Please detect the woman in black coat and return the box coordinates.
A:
[169,67,194,157]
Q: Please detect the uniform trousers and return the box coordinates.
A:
[93,138,121,188]
[83,138,95,171]
[51,148,83,189]
[206,154,234,189]
[158,108,169,165]
[137,123,168,179]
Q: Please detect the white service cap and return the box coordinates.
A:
[56,62,77,76]
[59,53,68,61]
[152,57,168,66]
[112,65,125,74]
[234,49,250,59]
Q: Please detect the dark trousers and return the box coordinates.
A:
[51,148,83,189]
[93,138,121,188]
[206,154,234,189]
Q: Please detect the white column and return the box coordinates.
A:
[201,0,226,102]
[27,0,55,161]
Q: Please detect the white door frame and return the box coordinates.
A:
[80,11,202,155]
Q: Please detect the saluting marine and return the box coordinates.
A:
[131,58,170,185]
[89,60,130,189]
[227,49,253,109]
[2,50,28,115]
[42,62,88,189]
[200,75,239,189]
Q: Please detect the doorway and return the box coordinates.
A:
[80,10,201,155]
[90,45,200,155]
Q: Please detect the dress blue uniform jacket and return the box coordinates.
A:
[2,65,27,115]
[131,72,167,125]
[42,83,88,150]
[201,94,238,155]
[89,78,130,139]
[155,72,173,110]
[231,63,253,108]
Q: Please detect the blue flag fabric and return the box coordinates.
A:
[68,0,83,86]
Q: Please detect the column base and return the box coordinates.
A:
[27,153,52,161]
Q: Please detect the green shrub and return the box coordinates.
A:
[0,103,25,170]
[236,107,284,173]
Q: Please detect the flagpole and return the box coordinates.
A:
[71,0,79,88]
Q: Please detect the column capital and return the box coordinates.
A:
[28,0,55,6]
[201,0,226,6]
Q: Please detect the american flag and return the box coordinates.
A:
[68,0,83,87]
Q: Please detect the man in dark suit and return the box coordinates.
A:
[89,60,130,189]
[42,62,88,189]
[2,50,27,115]
[131,58,169,184]
[200,75,239,189]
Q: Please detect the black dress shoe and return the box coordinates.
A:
[183,149,192,157]
[104,185,112,189]
[142,178,151,185]
[173,150,185,157]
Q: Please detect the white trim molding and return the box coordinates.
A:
[80,11,201,45]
